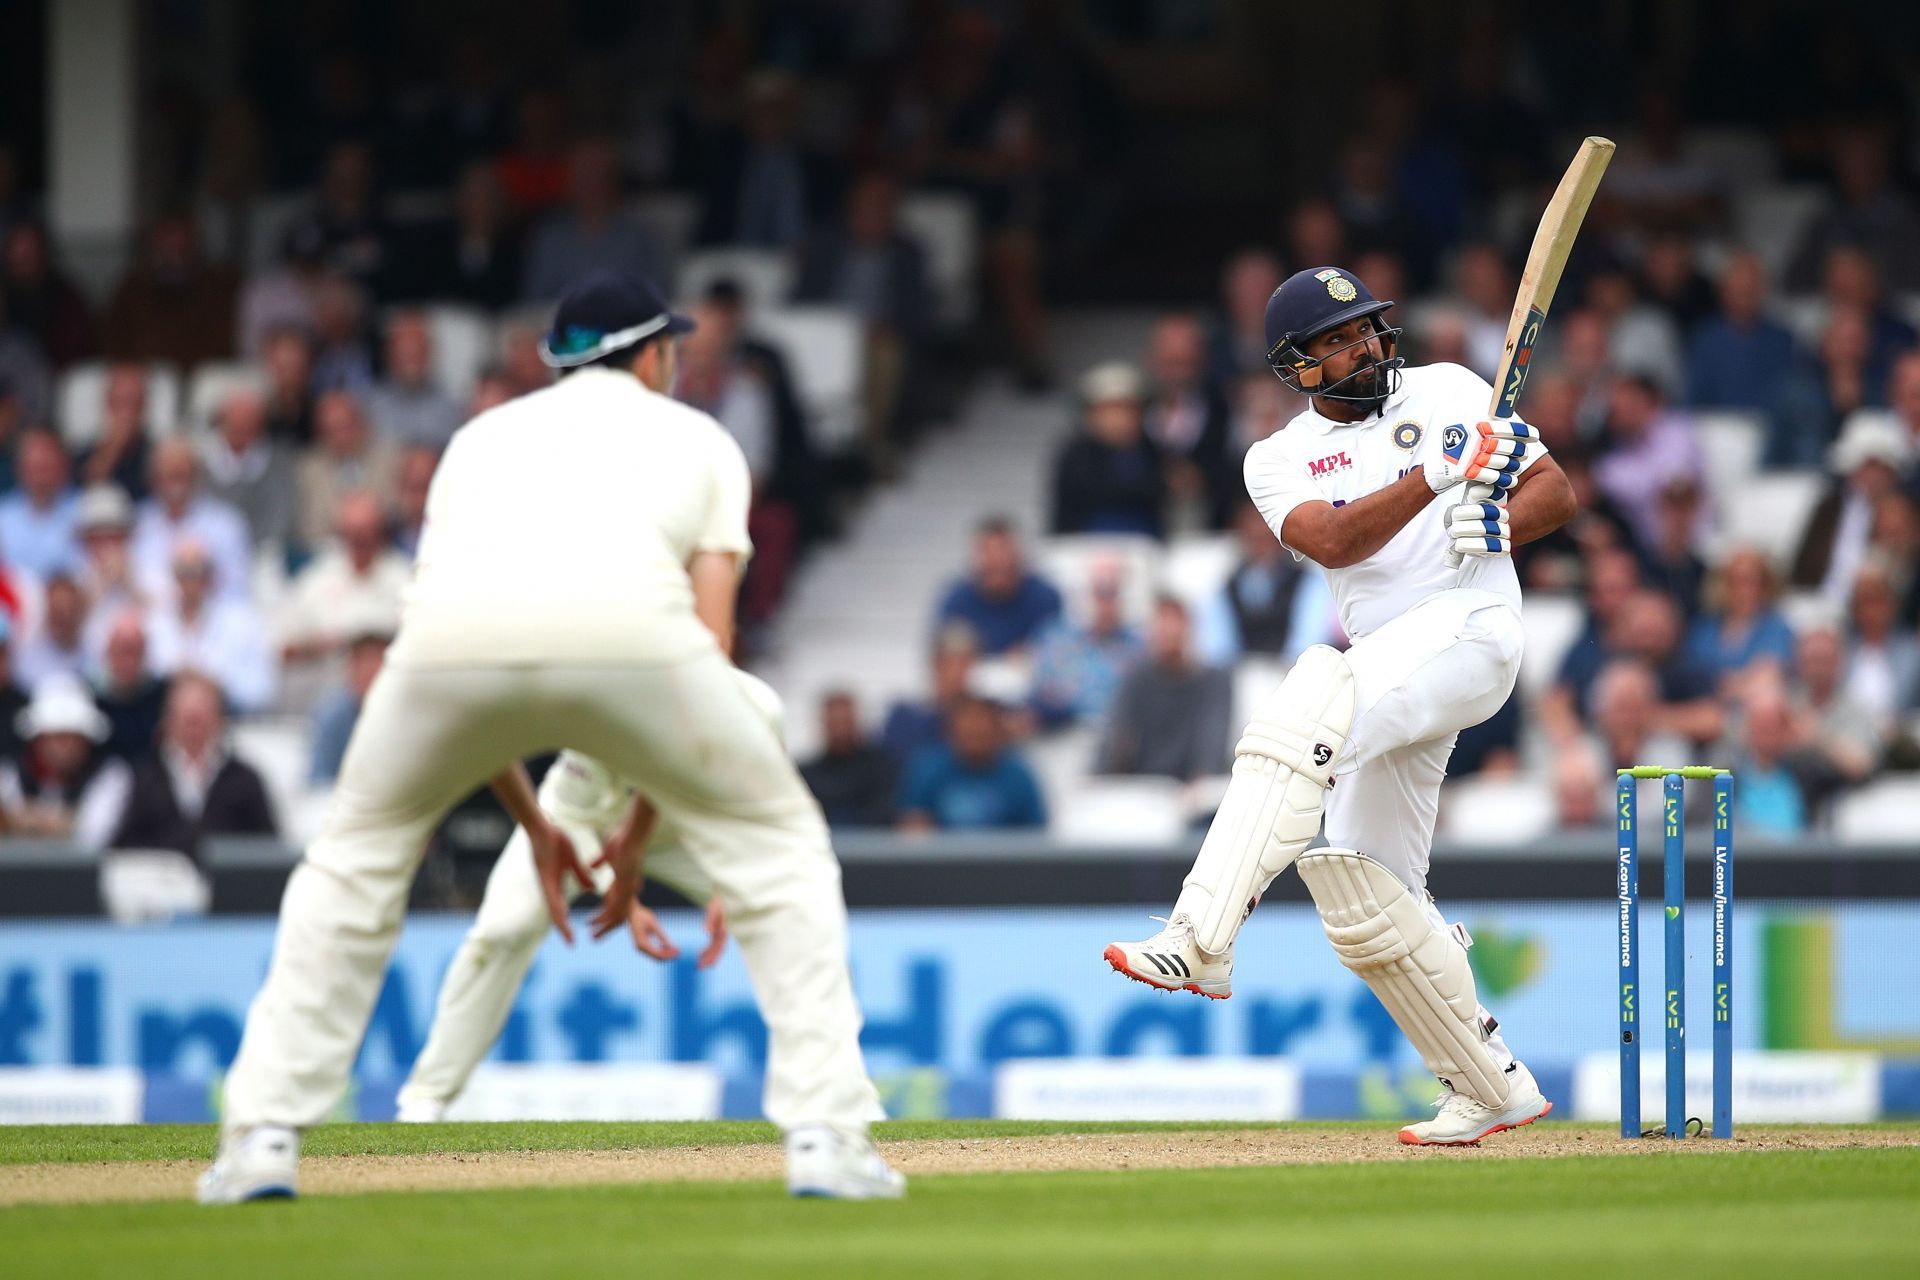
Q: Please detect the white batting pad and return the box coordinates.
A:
[1296,848,1511,1107]
[1175,644,1354,954]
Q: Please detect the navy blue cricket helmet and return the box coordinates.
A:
[1264,266,1404,414]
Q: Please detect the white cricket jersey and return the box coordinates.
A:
[392,368,753,666]
[1243,362,1521,640]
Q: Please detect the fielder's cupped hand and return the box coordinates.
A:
[625,898,730,968]
[1424,418,1548,494]
[527,817,593,945]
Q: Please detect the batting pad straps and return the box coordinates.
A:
[1174,645,1354,955]
[1297,849,1512,1108]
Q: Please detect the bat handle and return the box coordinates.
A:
[1445,480,1501,570]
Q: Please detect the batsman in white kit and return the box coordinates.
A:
[201,272,903,1202]
[1106,265,1578,1145]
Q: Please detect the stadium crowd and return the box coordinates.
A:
[1,4,1918,873]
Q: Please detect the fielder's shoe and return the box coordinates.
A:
[1398,1062,1552,1146]
[1103,914,1232,999]
[785,1125,907,1200]
[196,1125,299,1203]
[394,1091,449,1124]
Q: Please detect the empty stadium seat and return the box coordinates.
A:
[1231,656,1291,727]
[183,361,268,435]
[1518,594,1583,701]
[1036,534,1163,624]
[1054,775,1189,845]
[898,191,978,329]
[1831,778,1920,842]
[1694,410,1766,504]
[676,248,796,312]
[100,850,210,924]
[1776,295,1827,347]
[1716,470,1826,565]
[55,361,183,449]
[1437,775,1556,846]
[1735,185,1825,282]
[230,717,317,838]
[1160,535,1237,610]
[1779,588,1839,635]
[753,305,867,452]
[421,304,492,403]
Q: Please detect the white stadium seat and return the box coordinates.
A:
[1437,775,1556,846]
[1735,185,1825,282]
[1036,535,1163,626]
[1779,588,1839,635]
[1518,594,1583,702]
[752,305,867,452]
[1160,534,1237,611]
[898,191,978,329]
[230,717,316,841]
[1775,295,1826,347]
[55,361,183,449]
[100,850,211,924]
[1831,778,1920,842]
[1694,410,1766,506]
[676,248,796,313]
[1054,775,1189,845]
[421,304,493,403]
[1716,470,1825,565]
[183,361,268,436]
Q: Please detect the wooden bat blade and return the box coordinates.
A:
[1490,136,1616,420]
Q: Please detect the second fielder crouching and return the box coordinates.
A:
[397,674,782,1126]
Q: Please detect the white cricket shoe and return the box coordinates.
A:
[394,1092,449,1124]
[1398,1062,1552,1146]
[1103,914,1233,999]
[785,1125,907,1200]
[196,1125,299,1203]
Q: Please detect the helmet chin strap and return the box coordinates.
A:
[1313,355,1404,418]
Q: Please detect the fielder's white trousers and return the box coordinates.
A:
[223,652,885,1136]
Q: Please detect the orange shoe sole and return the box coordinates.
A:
[1102,944,1230,1000]
[1398,1099,1553,1146]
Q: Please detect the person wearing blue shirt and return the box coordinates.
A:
[1684,251,1798,415]
[1028,563,1143,729]
[0,428,81,579]
[1685,546,1798,686]
[933,517,1063,655]
[896,695,1046,831]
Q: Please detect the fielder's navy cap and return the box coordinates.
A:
[540,270,695,369]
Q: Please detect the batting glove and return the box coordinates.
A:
[1423,418,1548,494]
[1446,497,1513,559]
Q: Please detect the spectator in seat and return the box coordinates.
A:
[144,540,277,714]
[496,322,553,399]
[1206,249,1285,386]
[15,573,91,690]
[0,288,52,433]
[282,141,394,299]
[1594,373,1707,554]
[1773,305,1879,469]
[1586,659,1691,773]
[1550,743,1606,832]
[308,610,393,784]
[409,161,523,310]
[467,366,515,417]
[1545,546,1643,714]
[0,615,26,764]
[1541,307,1617,441]
[896,693,1046,832]
[1841,557,1915,739]
[0,427,80,579]
[73,484,145,641]
[308,272,376,395]
[1892,351,1920,496]
[1143,313,1233,530]
[1685,250,1797,417]
[933,518,1063,657]
[1685,546,1797,693]
[101,213,238,368]
[130,439,253,606]
[798,690,898,829]
[1028,558,1144,730]
[1226,367,1304,459]
[200,388,297,552]
[1784,626,1879,821]
[1548,584,1721,752]
[1638,474,1709,623]
[521,138,665,303]
[93,610,165,762]
[280,490,410,669]
[1194,500,1338,666]
[1050,362,1165,539]
[1638,228,1717,335]
[1,220,96,367]
[366,310,462,451]
[1451,243,1514,382]
[1584,256,1684,400]
[236,224,325,360]
[1787,124,1920,293]
[1449,686,1521,778]
[0,674,129,847]
[695,70,841,253]
[794,171,931,475]
[391,446,438,560]
[76,363,156,501]
[297,390,399,552]
[882,623,977,767]
[1793,411,1911,606]
[1096,595,1234,783]
[1724,675,1808,838]
[261,325,318,445]
[110,672,276,863]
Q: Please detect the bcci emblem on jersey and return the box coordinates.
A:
[1391,420,1424,451]
[1314,268,1359,302]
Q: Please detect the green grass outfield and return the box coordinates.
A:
[4,1121,1918,1279]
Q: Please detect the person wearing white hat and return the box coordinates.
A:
[1050,361,1166,537]
[0,674,130,850]
[1790,410,1914,604]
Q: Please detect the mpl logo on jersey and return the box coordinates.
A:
[1307,452,1353,479]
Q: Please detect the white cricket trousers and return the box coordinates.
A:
[223,651,885,1135]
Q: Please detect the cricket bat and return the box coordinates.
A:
[1449,135,1615,567]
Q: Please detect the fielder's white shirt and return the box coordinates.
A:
[394,368,753,666]
[1244,362,1521,640]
